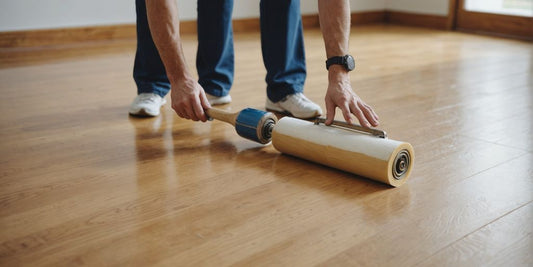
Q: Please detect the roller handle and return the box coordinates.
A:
[206,108,238,126]
[313,118,387,139]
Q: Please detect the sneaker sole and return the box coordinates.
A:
[129,108,159,117]
[129,98,166,117]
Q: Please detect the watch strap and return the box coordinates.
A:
[325,56,345,70]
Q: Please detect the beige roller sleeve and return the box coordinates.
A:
[271,117,414,187]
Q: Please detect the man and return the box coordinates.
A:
[130,0,379,128]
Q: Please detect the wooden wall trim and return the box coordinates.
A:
[0,10,442,48]
[352,11,387,25]
[447,0,460,30]
[0,24,137,48]
[385,11,448,30]
[456,11,533,40]
[455,0,533,41]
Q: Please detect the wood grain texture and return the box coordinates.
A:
[419,202,532,266]
[0,25,531,266]
[205,108,239,126]
[0,24,137,48]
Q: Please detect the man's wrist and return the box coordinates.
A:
[168,69,194,84]
[328,65,350,82]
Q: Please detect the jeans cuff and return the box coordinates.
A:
[267,84,303,102]
[136,82,170,98]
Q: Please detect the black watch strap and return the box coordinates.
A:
[326,56,344,70]
[325,55,355,71]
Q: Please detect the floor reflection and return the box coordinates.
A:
[129,107,413,226]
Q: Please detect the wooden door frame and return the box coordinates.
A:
[450,0,533,40]
[447,0,460,30]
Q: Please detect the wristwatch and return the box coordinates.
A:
[326,54,355,71]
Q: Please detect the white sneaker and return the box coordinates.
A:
[129,93,166,117]
[266,93,322,119]
[207,93,232,105]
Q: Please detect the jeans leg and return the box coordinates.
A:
[260,0,306,102]
[133,0,171,98]
[197,0,234,97]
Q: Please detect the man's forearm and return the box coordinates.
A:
[145,0,191,83]
[318,0,350,58]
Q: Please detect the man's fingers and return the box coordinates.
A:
[325,98,336,125]
[341,103,354,124]
[199,91,211,122]
[172,103,185,119]
[359,102,379,127]
[178,108,189,120]
[350,101,370,127]
[368,103,379,120]
[192,95,207,122]
[362,102,378,121]
[365,103,380,126]
[179,99,197,121]
[199,90,211,109]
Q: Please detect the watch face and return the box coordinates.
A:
[345,55,355,71]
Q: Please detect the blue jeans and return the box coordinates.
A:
[134,0,306,102]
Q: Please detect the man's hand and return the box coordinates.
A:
[170,77,211,122]
[325,66,379,127]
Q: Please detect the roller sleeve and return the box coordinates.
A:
[271,117,414,187]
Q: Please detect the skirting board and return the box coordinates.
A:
[0,24,137,48]
[0,11,450,48]
[385,11,448,30]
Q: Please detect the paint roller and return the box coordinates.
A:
[207,107,414,187]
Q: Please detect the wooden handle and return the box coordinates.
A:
[206,108,238,126]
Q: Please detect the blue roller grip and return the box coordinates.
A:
[235,108,278,144]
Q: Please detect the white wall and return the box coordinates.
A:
[385,0,449,16]
[0,0,136,32]
[233,0,387,18]
[0,0,387,32]
[0,0,449,32]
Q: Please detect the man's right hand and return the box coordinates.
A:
[170,77,211,122]
[324,66,379,128]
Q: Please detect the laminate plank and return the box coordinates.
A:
[0,25,531,266]
[319,154,532,267]
[2,159,384,266]
[12,152,530,266]
[418,202,532,267]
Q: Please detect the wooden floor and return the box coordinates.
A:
[0,25,531,266]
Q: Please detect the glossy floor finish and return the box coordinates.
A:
[0,25,531,266]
